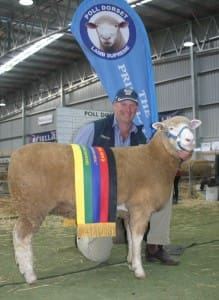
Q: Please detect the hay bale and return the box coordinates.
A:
[181,160,213,177]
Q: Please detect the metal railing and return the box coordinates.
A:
[0,156,10,195]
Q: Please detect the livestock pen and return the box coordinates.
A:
[0,189,218,300]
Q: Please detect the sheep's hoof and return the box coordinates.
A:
[28,279,38,285]
[134,270,146,279]
[127,255,132,265]
[128,263,134,271]
[25,273,37,285]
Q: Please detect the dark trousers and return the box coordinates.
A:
[173,176,181,202]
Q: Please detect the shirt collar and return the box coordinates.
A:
[113,116,138,134]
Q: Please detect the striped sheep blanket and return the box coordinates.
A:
[71,144,117,237]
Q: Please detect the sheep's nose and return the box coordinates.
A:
[102,35,110,40]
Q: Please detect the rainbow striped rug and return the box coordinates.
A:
[71,144,117,238]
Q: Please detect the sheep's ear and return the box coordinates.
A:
[190,119,202,129]
[152,122,166,131]
[85,22,97,29]
[119,21,129,28]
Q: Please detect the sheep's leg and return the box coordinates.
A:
[13,218,37,284]
[123,219,133,269]
[129,211,150,279]
[131,232,145,279]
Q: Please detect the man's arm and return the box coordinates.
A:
[73,122,95,146]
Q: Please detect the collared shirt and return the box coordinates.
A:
[73,116,138,147]
[112,117,138,147]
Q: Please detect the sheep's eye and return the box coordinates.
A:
[169,127,174,131]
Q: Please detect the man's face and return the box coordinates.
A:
[113,100,138,124]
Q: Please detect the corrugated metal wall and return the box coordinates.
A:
[0,118,24,150]
[199,105,219,142]
[0,48,218,151]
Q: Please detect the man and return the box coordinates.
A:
[73,87,182,265]
[173,169,182,204]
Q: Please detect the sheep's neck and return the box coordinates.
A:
[150,132,181,170]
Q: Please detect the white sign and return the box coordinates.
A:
[201,142,211,152]
[211,141,219,151]
[56,108,111,144]
[38,114,53,125]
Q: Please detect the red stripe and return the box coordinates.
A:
[96,147,109,222]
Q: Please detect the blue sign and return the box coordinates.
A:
[71,0,158,139]
[29,131,56,143]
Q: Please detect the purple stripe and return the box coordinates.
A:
[89,147,100,222]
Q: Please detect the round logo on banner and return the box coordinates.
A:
[80,4,136,60]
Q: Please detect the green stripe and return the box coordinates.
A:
[81,146,93,223]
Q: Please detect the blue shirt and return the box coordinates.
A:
[73,116,139,147]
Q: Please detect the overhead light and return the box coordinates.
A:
[183,40,195,47]
[127,0,152,7]
[0,32,64,76]
[183,28,194,47]
[19,0,33,6]
[0,99,6,107]
[138,0,153,4]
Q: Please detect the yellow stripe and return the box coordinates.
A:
[77,223,116,237]
[72,144,85,224]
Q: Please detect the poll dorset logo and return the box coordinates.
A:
[80,4,136,60]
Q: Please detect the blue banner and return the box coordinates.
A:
[71,0,158,139]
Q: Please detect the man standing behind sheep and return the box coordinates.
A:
[73,87,187,265]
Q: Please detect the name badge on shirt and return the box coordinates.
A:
[100,134,111,140]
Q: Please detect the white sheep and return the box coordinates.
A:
[8,116,201,284]
[86,15,129,52]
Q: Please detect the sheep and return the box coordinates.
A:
[8,116,201,284]
[86,15,129,52]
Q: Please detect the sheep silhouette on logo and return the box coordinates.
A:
[86,15,129,52]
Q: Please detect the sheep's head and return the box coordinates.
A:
[152,116,202,154]
[86,16,129,51]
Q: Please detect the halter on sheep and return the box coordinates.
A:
[8,116,201,284]
[165,124,195,151]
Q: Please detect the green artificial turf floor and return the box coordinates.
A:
[0,196,218,300]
